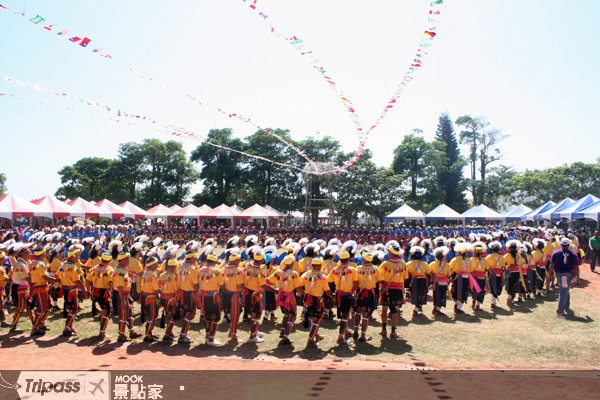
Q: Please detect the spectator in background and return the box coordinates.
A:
[588,230,600,273]
[550,238,580,317]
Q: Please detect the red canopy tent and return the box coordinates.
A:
[67,197,111,219]
[118,201,149,220]
[0,193,48,219]
[201,204,238,225]
[96,199,126,219]
[146,204,173,219]
[169,205,182,212]
[235,204,279,220]
[196,204,212,214]
[30,195,85,218]
[170,204,205,222]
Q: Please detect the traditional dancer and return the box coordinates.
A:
[532,238,547,297]
[485,241,506,309]
[321,245,339,320]
[504,240,526,306]
[177,243,200,344]
[112,242,142,342]
[429,246,452,315]
[449,242,472,314]
[378,245,407,336]
[29,245,60,335]
[470,242,489,311]
[268,255,303,345]
[86,251,115,339]
[406,246,431,316]
[221,248,245,342]
[58,244,88,336]
[198,254,224,345]
[327,250,357,344]
[262,245,279,323]
[353,253,378,341]
[140,255,160,342]
[300,258,333,347]
[242,251,276,343]
[0,250,10,327]
[159,259,180,342]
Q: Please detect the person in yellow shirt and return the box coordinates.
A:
[221,248,245,342]
[378,245,407,337]
[140,255,160,342]
[242,251,277,343]
[262,245,280,323]
[48,243,64,310]
[0,250,12,327]
[57,244,88,336]
[86,251,115,339]
[8,244,34,332]
[177,250,200,344]
[29,245,60,335]
[298,243,319,274]
[353,253,378,341]
[503,240,526,305]
[522,242,536,298]
[449,242,472,314]
[542,233,555,292]
[470,242,489,311]
[112,246,143,342]
[128,242,144,302]
[86,240,103,317]
[159,259,180,342]
[486,241,506,309]
[320,246,339,321]
[198,254,225,345]
[269,255,304,345]
[406,246,432,316]
[429,246,452,315]
[532,238,547,297]
[300,258,333,347]
[328,250,358,344]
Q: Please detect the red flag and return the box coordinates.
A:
[79,37,91,47]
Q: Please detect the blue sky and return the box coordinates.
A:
[2,0,600,201]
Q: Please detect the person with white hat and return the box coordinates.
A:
[550,238,580,317]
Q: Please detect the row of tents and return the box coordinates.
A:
[0,193,291,222]
[385,194,600,225]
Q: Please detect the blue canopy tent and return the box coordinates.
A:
[521,201,555,222]
[503,204,533,221]
[385,204,425,226]
[534,198,574,221]
[551,194,600,220]
[461,204,505,222]
[425,204,464,223]
[572,200,600,221]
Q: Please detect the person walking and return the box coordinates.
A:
[588,230,600,273]
[549,238,580,317]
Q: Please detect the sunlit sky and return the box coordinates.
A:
[2,0,599,201]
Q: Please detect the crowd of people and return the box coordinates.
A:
[0,221,590,347]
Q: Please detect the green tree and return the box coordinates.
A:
[243,129,304,213]
[484,165,517,209]
[110,142,147,203]
[336,150,405,226]
[189,129,245,207]
[55,157,117,201]
[140,139,199,208]
[391,128,446,209]
[435,112,468,212]
[455,115,485,203]
[0,173,6,196]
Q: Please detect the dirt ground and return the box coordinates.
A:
[1,265,599,375]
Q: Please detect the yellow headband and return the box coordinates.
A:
[228,254,241,261]
[185,252,198,259]
[117,252,130,261]
[207,254,218,262]
[0,251,5,258]
[101,253,113,261]
[339,251,350,260]
[362,253,373,263]
[253,253,265,261]
[67,249,82,258]
[167,259,178,267]
[145,258,158,267]
[34,248,46,256]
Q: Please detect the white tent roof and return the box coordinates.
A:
[425,204,464,221]
[572,200,600,221]
[520,201,555,221]
[503,204,533,221]
[551,194,600,220]
[461,204,505,221]
[500,205,518,216]
[386,204,425,221]
[534,198,574,221]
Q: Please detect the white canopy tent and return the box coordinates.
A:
[551,194,600,220]
[461,204,505,221]
[385,204,425,225]
[425,204,464,222]
[520,201,555,222]
[503,204,533,221]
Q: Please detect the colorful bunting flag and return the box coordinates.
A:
[29,15,44,24]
